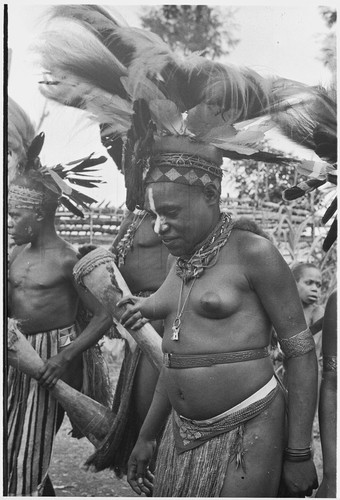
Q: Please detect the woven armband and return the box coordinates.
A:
[323,355,337,372]
[279,328,315,359]
[284,447,312,462]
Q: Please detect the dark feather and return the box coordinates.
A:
[283,179,326,201]
[68,155,107,172]
[68,190,97,206]
[327,173,337,185]
[323,218,337,251]
[322,197,337,224]
[60,196,85,217]
[26,133,45,163]
[222,149,293,165]
[68,178,101,188]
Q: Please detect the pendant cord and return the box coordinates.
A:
[172,278,197,340]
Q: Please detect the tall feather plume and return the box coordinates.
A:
[36,20,128,100]
[276,83,337,250]
[269,80,337,160]
[8,97,106,216]
[35,5,337,223]
[8,97,36,180]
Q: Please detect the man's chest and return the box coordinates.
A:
[9,255,66,290]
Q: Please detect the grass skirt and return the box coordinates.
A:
[154,383,280,497]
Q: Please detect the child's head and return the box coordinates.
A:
[291,263,322,306]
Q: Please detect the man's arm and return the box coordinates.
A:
[245,234,318,496]
[316,291,337,498]
[127,369,171,496]
[37,257,113,388]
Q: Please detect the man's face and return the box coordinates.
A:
[145,182,216,256]
[296,267,322,305]
[8,207,40,246]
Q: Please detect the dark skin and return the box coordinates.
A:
[8,205,112,390]
[110,211,169,425]
[316,290,337,498]
[119,182,318,497]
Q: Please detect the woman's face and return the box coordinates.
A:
[145,182,217,257]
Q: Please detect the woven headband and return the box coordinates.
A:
[8,184,59,210]
[144,153,223,188]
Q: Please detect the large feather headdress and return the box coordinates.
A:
[8,97,107,217]
[34,5,336,238]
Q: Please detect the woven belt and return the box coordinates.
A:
[163,346,270,368]
[59,324,77,348]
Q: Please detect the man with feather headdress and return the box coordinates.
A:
[32,5,338,496]
[7,97,113,496]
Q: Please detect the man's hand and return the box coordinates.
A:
[117,296,149,331]
[283,459,319,497]
[127,438,156,496]
[37,352,70,389]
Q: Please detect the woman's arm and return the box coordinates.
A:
[245,234,318,496]
[127,369,171,496]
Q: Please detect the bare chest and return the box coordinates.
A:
[9,253,67,291]
[161,262,247,320]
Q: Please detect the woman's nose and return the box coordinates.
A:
[154,216,169,235]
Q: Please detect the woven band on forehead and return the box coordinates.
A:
[145,153,222,187]
[8,184,45,210]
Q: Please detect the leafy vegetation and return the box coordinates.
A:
[140,5,240,59]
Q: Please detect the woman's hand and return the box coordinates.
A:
[117,295,149,330]
[127,437,157,496]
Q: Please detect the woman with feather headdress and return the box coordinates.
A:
[32,5,338,496]
[7,97,113,496]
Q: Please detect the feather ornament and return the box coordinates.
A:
[323,218,337,252]
[36,20,128,98]
[295,160,336,179]
[8,97,36,180]
[149,100,185,135]
[34,6,337,243]
[8,97,106,216]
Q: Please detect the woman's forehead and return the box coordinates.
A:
[146,183,200,206]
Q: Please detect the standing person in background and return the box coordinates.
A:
[99,209,169,475]
[291,262,325,373]
[109,209,169,426]
[316,290,337,498]
[7,98,112,496]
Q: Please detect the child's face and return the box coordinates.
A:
[296,268,322,305]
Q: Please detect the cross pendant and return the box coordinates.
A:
[172,317,181,341]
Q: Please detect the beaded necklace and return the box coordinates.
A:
[115,210,147,267]
[171,212,234,340]
[176,212,234,283]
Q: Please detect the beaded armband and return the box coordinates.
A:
[279,328,315,359]
[323,355,337,372]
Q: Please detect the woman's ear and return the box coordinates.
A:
[203,183,220,205]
